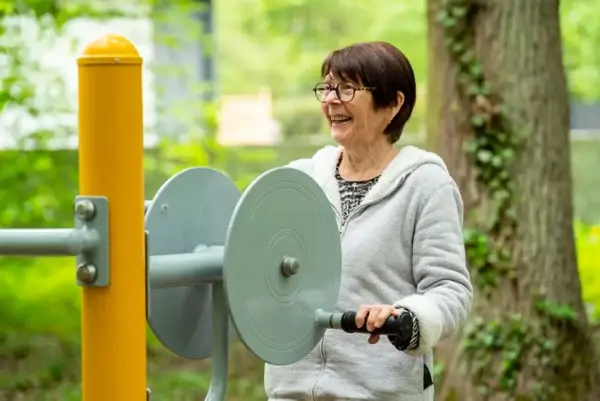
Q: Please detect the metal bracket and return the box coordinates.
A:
[74,195,110,287]
[147,388,151,400]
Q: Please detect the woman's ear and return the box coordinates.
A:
[391,91,405,120]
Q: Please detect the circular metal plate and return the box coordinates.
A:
[146,167,240,359]
[223,167,342,365]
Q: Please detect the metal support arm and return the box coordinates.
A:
[0,228,99,256]
[205,282,229,401]
[149,246,224,288]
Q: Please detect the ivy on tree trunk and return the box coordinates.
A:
[426,0,600,400]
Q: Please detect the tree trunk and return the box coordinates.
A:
[426,1,600,400]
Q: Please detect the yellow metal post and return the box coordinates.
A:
[77,35,146,401]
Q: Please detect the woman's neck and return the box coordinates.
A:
[338,141,397,181]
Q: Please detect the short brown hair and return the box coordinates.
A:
[320,41,416,144]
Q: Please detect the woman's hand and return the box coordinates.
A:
[355,304,401,344]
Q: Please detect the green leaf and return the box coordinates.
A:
[436,10,450,24]
[459,51,473,65]
[480,83,491,95]
[491,155,503,167]
[468,84,481,95]
[471,115,486,126]
[451,41,466,54]
[502,148,515,160]
[464,139,478,153]
[493,190,510,201]
[470,62,483,77]
[442,16,457,28]
[451,6,468,18]
[477,149,493,163]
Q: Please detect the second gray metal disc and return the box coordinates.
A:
[146,167,240,359]
[223,167,342,365]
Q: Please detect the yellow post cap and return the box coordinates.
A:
[78,34,141,65]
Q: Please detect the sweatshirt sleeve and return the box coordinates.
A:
[393,181,473,357]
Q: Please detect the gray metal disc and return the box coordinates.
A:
[146,167,240,359]
[223,167,342,365]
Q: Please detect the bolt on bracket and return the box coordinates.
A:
[74,195,110,287]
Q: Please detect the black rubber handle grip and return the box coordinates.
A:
[340,310,413,338]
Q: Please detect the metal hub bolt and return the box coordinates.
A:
[77,263,98,284]
[74,199,96,221]
[281,256,300,277]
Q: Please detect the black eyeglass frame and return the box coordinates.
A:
[312,82,376,103]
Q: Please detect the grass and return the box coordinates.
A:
[0,329,266,400]
[0,257,266,401]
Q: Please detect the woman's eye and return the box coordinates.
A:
[339,84,354,94]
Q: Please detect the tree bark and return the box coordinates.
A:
[426,0,600,400]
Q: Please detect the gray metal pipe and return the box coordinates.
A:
[149,246,224,288]
[0,228,99,256]
[315,309,343,329]
[205,282,229,401]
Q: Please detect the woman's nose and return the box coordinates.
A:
[325,89,341,104]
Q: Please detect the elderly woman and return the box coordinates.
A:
[264,41,473,400]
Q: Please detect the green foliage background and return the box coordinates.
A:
[0,0,599,399]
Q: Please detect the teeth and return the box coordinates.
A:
[331,116,351,122]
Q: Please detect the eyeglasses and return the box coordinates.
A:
[312,82,376,103]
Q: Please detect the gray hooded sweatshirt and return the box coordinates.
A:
[264,145,473,401]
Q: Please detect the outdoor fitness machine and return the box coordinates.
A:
[0,35,412,401]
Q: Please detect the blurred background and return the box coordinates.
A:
[0,0,598,400]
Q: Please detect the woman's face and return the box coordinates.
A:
[319,74,394,148]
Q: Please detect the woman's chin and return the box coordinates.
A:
[330,124,353,145]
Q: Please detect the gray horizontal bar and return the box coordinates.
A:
[0,228,100,256]
[149,246,224,288]
[314,309,340,329]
